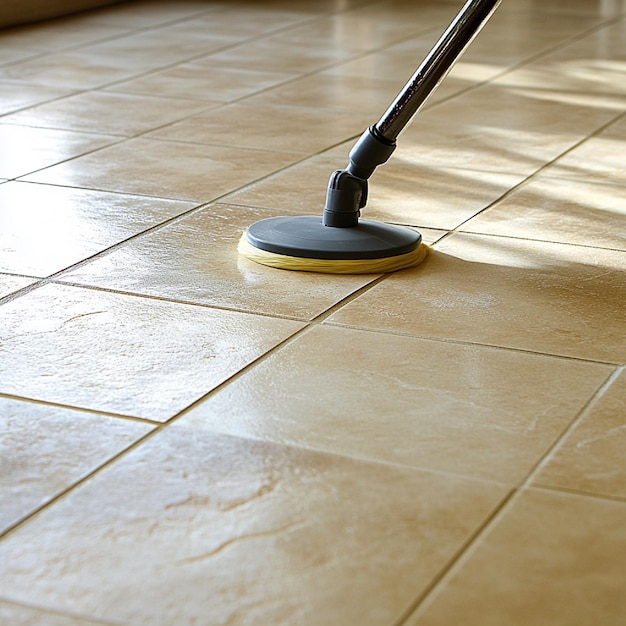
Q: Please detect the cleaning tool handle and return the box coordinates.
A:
[375,0,502,142]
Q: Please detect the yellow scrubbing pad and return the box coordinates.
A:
[238,233,430,275]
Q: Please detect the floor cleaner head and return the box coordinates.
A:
[239,215,428,275]
[238,0,501,275]
[239,127,430,275]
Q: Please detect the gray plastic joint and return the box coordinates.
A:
[322,170,368,227]
[347,126,397,180]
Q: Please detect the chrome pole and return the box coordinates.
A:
[375,0,502,142]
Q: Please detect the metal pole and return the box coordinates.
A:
[375,0,502,142]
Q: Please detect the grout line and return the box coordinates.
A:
[322,318,623,368]
[434,108,626,246]
[395,364,624,624]
[530,482,626,505]
[1,0,624,582]
[519,365,625,486]
[391,487,517,626]
[0,271,387,540]
[47,279,309,321]
[0,427,158,541]
[0,392,162,425]
[455,228,626,254]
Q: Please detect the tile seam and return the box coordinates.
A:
[395,364,624,624]
[435,108,626,246]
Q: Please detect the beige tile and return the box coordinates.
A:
[106,62,294,103]
[155,7,311,41]
[534,369,626,500]
[181,324,611,484]
[352,161,521,230]
[328,233,626,363]
[261,11,425,55]
[247,72,408,115]
[0,599,116,626]
[493,43,626,100]
[202,36,358,74]
[0,428,508,625]
[0,182,196,276]
[81,25,233,68]
[0,47,40,66]
[537,19,626,63]
[461,176,626,251]
[548,115,626,186]
[406,488,626,626]
[506,0,625,15]
[0,283,303,420]
[2,91,213,136]
[323,54,476,105]
[148,103,373,154]
[61,204,379,319]
[76,0,220,28]
[225,154,354,215]
[0,50,156,89]
[395,84,620,175]
[456,8,607,66]
[0,82,71,116]
[0,14,130,51]
[23,138,300,202]
[198,5,432,73]
[341,1,459,33]
[226,153,523,230]
[0,275,35,299]
[0,125,116,180]
[0,397,153,534]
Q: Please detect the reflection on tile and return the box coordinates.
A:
[61,204,378,319]
[247,72,407,114]
[206,35,358,74]
[0,283,303,420]
[535,369,626,500]
[263,11,423,55]
[0,82,71,116]
[2,91,213,136]
[0,182,196,276]
[0,428,507,625]
[225,154,523,229]
[395,84,619,174]
[406,489,626,625]
[148,103,373,154]
[458,9,606,66]
[0,47,39,66]
[0,125,116,179]
[0,397,153,533]
[328,233,626,363]
[162,7,311,39]
[76,0,220,28]
[462,176,626,250]
[23,137,299,202]
[225,155,345,214]
[0,50,155,89]
[548,115,626,186]
[507,0,626,15]
[107,62,295,102]
[181,324,611,483]
[494,58,626,99]
[83,28,232,67]
[0,274,35,299]
[0,599,115,626]
[323,52,479,103]
[0,14,130,51]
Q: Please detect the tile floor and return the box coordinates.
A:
[1,0,625,624]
